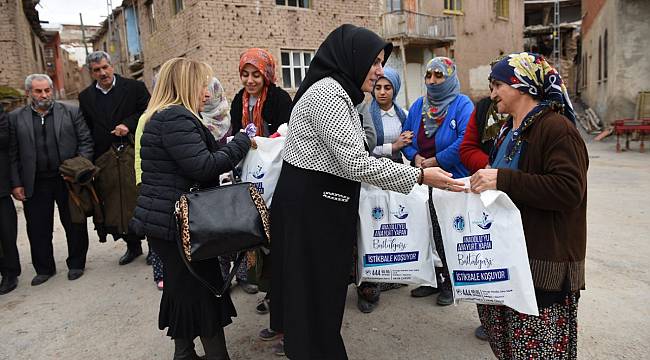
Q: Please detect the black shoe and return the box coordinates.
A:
[436,288,454,306]
[67,269,84,281]
[31,274,53,286]
[357,296,378,313]
[119,248,143,265]
[410,285,440,298]
[475,325,489,341]
[0,276,18,295]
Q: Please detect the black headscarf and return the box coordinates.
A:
[293,24,393,106]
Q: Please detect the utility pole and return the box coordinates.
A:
[79,13,89,59]
[552,0,561,67]
[107,0,114,54]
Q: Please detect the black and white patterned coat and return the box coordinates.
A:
[283,77,419,194]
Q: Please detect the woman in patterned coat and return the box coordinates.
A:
[269,24,466,359]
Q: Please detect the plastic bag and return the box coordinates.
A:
[357,184,439,287]
[431,181,538,315]
[240,137,285,207]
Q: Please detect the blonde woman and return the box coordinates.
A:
[130,58,251,360]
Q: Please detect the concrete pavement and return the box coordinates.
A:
[0,134,648,359]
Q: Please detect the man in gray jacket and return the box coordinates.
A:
[9,74,94,286]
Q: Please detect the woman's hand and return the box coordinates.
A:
[391,131,413,152]
[414,154,425,168]
[250,137,258,149]
[422,167,466,192]
[421,157,439,168]
[470,169,498,193]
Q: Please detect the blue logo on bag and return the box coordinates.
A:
[475,211,493,230]
[453,215,465,232]
[371,207,384,221]
[392,205,409,219]
[251,165,265,179]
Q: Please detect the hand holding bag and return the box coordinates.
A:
[175,182,271,297]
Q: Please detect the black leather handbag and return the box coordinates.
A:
[175,182,271,297]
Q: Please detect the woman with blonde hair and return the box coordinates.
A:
[131,58,251,360]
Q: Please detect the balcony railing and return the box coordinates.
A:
[381,10,455,43]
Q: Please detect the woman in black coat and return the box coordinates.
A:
[131,58,251,360]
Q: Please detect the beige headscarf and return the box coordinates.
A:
[200,77,231,141]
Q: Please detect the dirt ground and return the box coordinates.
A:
[0,134,648,360]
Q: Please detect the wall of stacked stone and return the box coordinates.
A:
[0,0,45,91]
[137,0,383,100]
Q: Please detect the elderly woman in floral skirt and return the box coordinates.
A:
[470,52,588,359]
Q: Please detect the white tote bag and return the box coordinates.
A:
[432,181,538,316]
[357,184,439,287]
[240,137,285,207]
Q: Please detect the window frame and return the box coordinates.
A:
[172,0,184,15]
[280,49,314,90]
[147,1,157,33]
[275,0,310,9]
[598,36,602,83]
[386,0,402,12]
[444,0,464,15]
[603,29,608,81]
[496,0,509,20]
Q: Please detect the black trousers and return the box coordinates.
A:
[23,177,89,275]
[0,196,20,278]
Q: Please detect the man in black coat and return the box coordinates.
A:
[9,74,94,285]
[78,51,150,265]
[0,104,19,294]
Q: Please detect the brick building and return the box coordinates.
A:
[523,0,581,95]
[90,0,524,107]
[0,0,47,92]
[578,0,650,125]
[127,0,383,100]
[91,4,145,80]
[383,0,524,105]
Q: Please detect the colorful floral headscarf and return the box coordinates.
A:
[489,52,576,163]
[422,56,460,138]
[200,77,231,142]
[239,48,276,136]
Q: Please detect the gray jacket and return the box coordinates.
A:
[356,101,377,151]
[9,102,94,198]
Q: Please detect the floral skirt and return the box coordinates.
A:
[477,293,579,360]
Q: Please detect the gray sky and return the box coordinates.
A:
[38,0,121,27]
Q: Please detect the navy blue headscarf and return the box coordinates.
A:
[489,52,576,163]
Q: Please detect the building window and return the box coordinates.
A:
[603,29,607,80]
[173,0,183,14]
[496,0,509,19]
[147,1,157,32]
[444,0,463,14]
[598,36,602,82]
[281,50,313,89]
[386,0,402,11]
[275,0,310,8]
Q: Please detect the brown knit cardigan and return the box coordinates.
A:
[497,110,589,292]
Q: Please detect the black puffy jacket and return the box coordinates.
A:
[130,105,251,242]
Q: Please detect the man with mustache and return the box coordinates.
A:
[9,74,94,286]
[78,51,150,265]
